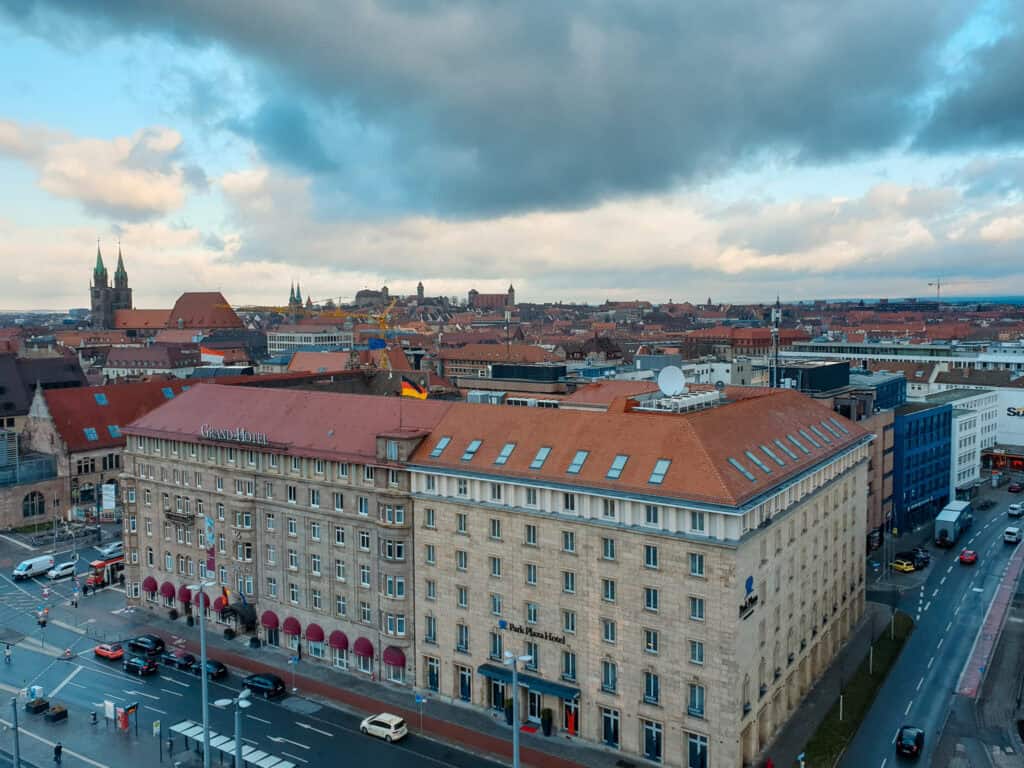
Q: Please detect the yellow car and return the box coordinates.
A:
[890,559,916,573]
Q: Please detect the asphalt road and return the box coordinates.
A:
[0,537,501,768]
[841,500,1021,768]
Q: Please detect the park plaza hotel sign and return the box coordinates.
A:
[499,619,568,645]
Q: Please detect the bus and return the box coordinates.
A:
[84,555,124,588]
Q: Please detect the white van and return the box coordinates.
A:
[12,555,55,581]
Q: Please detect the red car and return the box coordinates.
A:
[959,549,978,565]
[94,643,124,660]
[1009,483,1023,493]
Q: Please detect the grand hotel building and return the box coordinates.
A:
[122,383,870,768]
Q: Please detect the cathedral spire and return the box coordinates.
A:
[114,240,128,288]
[295,282,303,304]
[93,239,108,286]
[289,282,296,304]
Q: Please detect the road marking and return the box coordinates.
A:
[296,721,333,737]
[163,677,191,688]
[268,735,310,749]
[0,534,35,551]
[281,752,309,764]
[937,638,944,649]
[123,688,160,700]
[148,706,167,714]
[904,699,913,716]
[247,714,272,724]
[102,692,124,701]
[946,621,952,632]
[0,714,109,767]
[50,665,82,698]
[932,588,939,597]
[892,728,900,744]
[947,565,953,574]
[159,688,184,697]
[973,587,984,592]
[924,601,931,612]
[940,576,946,585]
[881,758,888,768]
[916,677,924,691]
[928,656,935,669]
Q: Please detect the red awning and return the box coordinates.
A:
[328,630,349,650]
[142,576,158,593]
[193,591,210,608]
[261,610,279,630]
[213,596,226,612]
[177,585,192,603]
[282,617,301,636]
[382,646,406,668]
[305,623,324,643]
[160,581,175,599]
[353,637,374,658]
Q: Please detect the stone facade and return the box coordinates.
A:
[410,451,868,767]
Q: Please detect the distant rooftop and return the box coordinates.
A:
[923,388,994,405]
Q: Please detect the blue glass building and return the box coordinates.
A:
[893,402,952,531]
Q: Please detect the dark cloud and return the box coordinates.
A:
[226,99,337,174]
[917,26,1024,150]
[1,1,981,215]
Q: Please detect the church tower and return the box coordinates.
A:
[90,241,132,329]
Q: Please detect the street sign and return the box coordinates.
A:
[152,720,161,737]
[104,700,115,720]
[288,656,299,665]
[415,695,427,704]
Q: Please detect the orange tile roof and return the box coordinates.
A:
[288,351,352,373]
[113,309,172,329]
[562,380,661,406]
[167,292,243,329]
[437,343,557,363]
[411,389,868,507]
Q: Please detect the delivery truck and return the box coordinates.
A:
[934,500,973,547]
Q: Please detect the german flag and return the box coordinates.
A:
[400,376,428,400]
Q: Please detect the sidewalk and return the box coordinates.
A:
[762,601,893,768]
[48,592,623,768]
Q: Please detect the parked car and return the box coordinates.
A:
[97,540,123,558]
[123,656,158,676]
[159,649,196,670]
[896,725,924,758]
[976,498,996,511]
[242,673,286,699]
[190,659,228,680]
[359,713,408,743]
[1009,503,1023,518]
[959,548,978,565]
[891,558,916,573]
[47,561,76,580]
[1008,483,1023,494]
[93,643,124,661]
[911,547,931,566]
[1004,527,1021,545]
[127,634,166,656]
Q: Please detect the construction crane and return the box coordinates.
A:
[928,278,942,301]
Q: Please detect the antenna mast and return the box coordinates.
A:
[770,297,781,388]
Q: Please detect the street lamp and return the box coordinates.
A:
[503,650,533,768]
[187,580,216,768]
[213,689,252,768]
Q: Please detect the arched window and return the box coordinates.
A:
[22,492,45,518]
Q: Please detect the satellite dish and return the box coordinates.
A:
[714,380,726,391]
[657,366,686,397]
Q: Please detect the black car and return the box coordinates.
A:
[242,672,286,699]
[911,547,930,566]
[896,550,929,570]
[123,656,158,676]
[127,634,166,656]
[190,659,228,680]
[896,725,924,758]
[159,649,196,669]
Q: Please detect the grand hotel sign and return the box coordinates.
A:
[199,424,270,447]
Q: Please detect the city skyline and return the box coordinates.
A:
[1,2,1023,309]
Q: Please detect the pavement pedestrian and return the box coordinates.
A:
[3,644,10,664]
[53,741,62,764]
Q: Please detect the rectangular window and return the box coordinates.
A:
[426,544,436,565]
[457,478,468,496]
[562,650,577,682]
[385,440,399,461]
[456,513,468,534]
[525,563,537,585]
[690,640,705,665]
[602,537,616,560]
[602,618,616,644]
[688,684,705,718]
[644,671,660,704]
[425,579,436,601]
[489,631,503,660]
[524,641,538,671]
[266,577,277,598]
[602,578,616,603]
[563,610,576,634]
[525,487,537,506]
[649,458,671,484]
[287,485,297,504]
[563,493,576,512]
[489,556,502,578]
[334,525,345,546]
[461,439,482,461]
[562,571,575,594]
[310,554,321,575]
[456,623,469,652]
[490,482,502,501]
[566,450,589,474]
[429,437,451,458]
[644,628,659,655]
[690,510,706,533]
[606,454,629,479]
[456,550,468,571]
[561,530,575,553]
[424,475,436,493]
[358,496,369,515]
[424,508,435,528]
[526,602,538,624]
[645,504,660,526]
[689,596,705,621]
[363,465,375,482]
[489,518,502,539]
[529,446,551,469]
[644,544,659,569]
[494,442,516,465]
[690,552,705,577]
[291,456,301,472]
[490,593,502,616]
[524,524,537,546]
[359,530,370,550]
[602,498,616,518]
[644,587,660,612]
[333,492,343,512]
[337,462,349,478]
[335,559,346,581]
[601,660,617,693]
[388,469,399,486]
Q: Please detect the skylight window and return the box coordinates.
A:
[107,425,122,439]
[728,457,757,482]
[606,454,629,480]
[495,443,516,466]
[648,459,671,484]
[820,420,843,439]
[429,436,451,458]
[760,445,785,467]
[530,447,552,470]
[745,450,772,474]
[461,439,483,461]
[788,434,810,454]
[799,429,821,449]
[809,425,832,444]
[774,438,799,461]
[566,450,589,475]
[93,393,108,406]
[83,428,99,442]
[161,387,174,399]
[828,416,850,435]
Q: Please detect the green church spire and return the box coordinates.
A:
[93,240,108,286]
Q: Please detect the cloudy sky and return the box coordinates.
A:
[1,1,1022,310]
